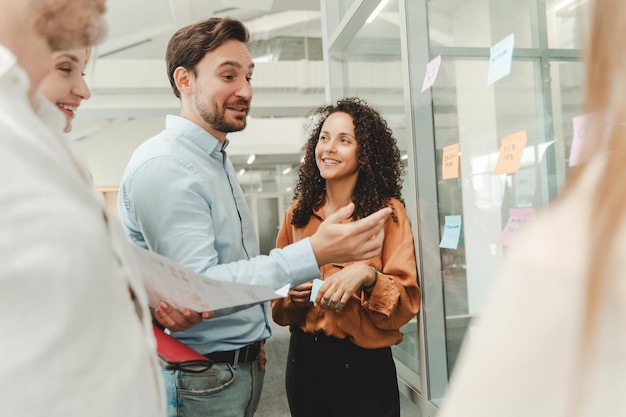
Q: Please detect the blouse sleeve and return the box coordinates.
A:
[361,200,421,330]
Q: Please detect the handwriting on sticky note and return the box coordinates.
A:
[421,55,442,92]
[497,208,536,246]
[493,130,528,175]
[487,33,515,85]
[439,215,462,249]
[442,143,460,179]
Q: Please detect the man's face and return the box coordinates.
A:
[32,0,107,51]
[189,39,254,140]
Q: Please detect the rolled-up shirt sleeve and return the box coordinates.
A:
[119,154,320,290]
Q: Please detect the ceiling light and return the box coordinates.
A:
[282,167,292,175]
[247,154,256,164]
[238,169,246,176]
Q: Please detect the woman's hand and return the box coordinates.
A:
[314,263,374,313]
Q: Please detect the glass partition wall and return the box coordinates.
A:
[321,0,424,413]
[321,0,586,414]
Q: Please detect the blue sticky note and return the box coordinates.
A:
[309,278,323,302]
[487,33,514,85]
[439,215,462,249]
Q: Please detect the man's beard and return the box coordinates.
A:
[32,0,107,51]
[197,100,249,134]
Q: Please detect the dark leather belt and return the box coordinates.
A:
[204,341,262,364]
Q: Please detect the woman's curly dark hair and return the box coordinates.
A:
[291,97,404,227]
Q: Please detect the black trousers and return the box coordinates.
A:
[285,328,400,417]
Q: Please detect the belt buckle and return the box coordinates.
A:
[232,342,257,366]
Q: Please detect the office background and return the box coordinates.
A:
[73,0,586,415]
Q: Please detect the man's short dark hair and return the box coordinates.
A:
[166,17,250,98]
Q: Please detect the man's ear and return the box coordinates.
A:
[173,66,192,95]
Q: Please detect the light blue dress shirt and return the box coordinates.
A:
[118,115,320,353]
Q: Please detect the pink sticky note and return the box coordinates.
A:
[421,55,442,92]
[497,207,536,246]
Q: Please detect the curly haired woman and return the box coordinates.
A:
[271,97,421,417]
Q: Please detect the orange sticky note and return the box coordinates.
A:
[493,131,528,175]
[442,143,460,179]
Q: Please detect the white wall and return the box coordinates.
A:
[72,116,307,188]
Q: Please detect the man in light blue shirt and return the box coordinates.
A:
[118,17,391,417]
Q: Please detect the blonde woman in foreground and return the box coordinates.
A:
[438,0,626,416]
[0,1,164,416]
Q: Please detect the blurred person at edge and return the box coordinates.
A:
[0,1,165,416]
[437,0,626,416]
[39,47,92,133]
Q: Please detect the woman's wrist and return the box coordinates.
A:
[363,266,378,290]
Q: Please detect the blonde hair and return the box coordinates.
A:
[571,0,626,345]
[562,3,626,411]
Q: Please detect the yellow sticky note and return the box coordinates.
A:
[493,131,527,175]
[442,143,460,180]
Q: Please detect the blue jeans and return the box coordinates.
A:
[163,360,265,417]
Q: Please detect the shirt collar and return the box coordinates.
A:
[165,114,230,155]
[0,44,31,92]
[36,93,66,132]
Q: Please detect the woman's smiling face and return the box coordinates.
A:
[38,48,91,132]
[315,111,360,183]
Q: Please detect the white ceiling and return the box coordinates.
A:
[85,0,325,115]
[98,0,322,60]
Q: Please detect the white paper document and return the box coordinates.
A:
[131,245,289,313]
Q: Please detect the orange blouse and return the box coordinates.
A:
[271,198,420,349]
